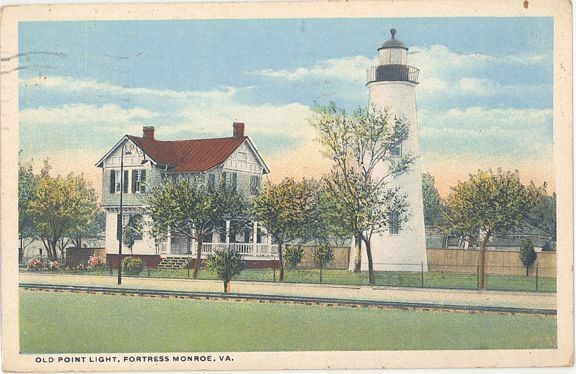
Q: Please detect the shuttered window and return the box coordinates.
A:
[123,170,129,193]
[109,170,116,193]
[131,170,147,193]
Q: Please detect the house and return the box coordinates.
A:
[96,122,279,268]
[425,222,554,252]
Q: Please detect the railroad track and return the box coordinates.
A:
[19,283,556,316]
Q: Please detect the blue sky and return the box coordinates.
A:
[18,17,554,195]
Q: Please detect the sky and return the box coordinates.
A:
[17,17,554,197]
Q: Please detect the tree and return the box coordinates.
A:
[528,190,556,241]
[422,172,445,227]
[69,210,105,248]
[122,214,143,254]
[445,169,541,288]
[205,247,245,292]
[28,167,99,262]
[143,177,247,279]
[310,104,413,284]
[311,242,334,283]
[253,178,320,282]
[18,158,37,255]
[519,239,537,276]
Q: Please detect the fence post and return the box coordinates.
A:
[147,268,150,277]
[536,266,539,292]
[421,262,424,288]
[187,266,190,279]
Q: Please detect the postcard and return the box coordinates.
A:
[0,0,573,371]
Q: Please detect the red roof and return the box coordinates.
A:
[127,135,248,172]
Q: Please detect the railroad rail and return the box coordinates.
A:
[19,283,556,316]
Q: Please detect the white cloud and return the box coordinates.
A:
[251,55,376,82]
[409,45,546,79]
[420,106,553,158]
[21,76,238,102]
[20,103,159,128]
[250,45,546,84]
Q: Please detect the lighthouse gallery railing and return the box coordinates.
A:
[366,64,419,84]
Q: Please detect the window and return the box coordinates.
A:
[389,212,400,235]
[223,172,237,192]
[250,175,261,195]
[208,174,216,191]
[109,170,116,193]
[237,152,248,161]
[123,170,129,193]
[131,170,147,193]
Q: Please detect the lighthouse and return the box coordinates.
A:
[364,28,428,272]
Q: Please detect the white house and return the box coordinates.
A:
[96,122,278,269]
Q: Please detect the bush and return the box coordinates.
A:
[519,239,537,276]
[47,260,61,271]
[26,258,43,271]
[122,256,144,275]
[284,245,304,268]
[88,255,106,270]
[205,247,245,292]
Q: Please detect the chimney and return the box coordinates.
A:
[233,122,245,138]
[143,126,155,140]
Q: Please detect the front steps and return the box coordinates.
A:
[157,256,192,269]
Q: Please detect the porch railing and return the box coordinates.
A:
[199,242,278,257]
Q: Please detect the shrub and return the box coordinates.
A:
[88,255,106,270]
[122,256,144,275]
[26,258,43,271]
[205,247,245,292]
[47,260,61,271]
[519,239,537,276]
[284,245,304,268]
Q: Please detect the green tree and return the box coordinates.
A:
[28,168,98,262]
[311,242,334,283]
[143,177,247,279]
[253,178,320,282]
[310,104,412,284]
[18,158,37,254]
[205,247,245,292]
[445,169,541,288]
[528,190,556,241]
[519,239,537,276]
[122,214,143,254]
[422,172,445,227]
[284,245,304,268]
[69,210,105,248]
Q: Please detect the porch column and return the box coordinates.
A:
[191,228,197,256]
[252,221,258,256]
[225,220,230,244]
[166,226,172,254]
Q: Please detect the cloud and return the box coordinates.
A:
[251,55,376,82]
[250,45,546,84]
[419,106,553,159]
[20,103,160,129]
[409,45,546,79]
[21,75,239,102]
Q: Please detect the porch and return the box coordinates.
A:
[167,242,279,259]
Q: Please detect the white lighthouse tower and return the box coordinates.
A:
[363,28,428,272]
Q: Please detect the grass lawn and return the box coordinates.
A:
[20,290,556,353]
[144,268,556,292]
[22,268,556,293]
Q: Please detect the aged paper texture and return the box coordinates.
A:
[1,0,573,371]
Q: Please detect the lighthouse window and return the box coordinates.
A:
[389,212,401,235]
